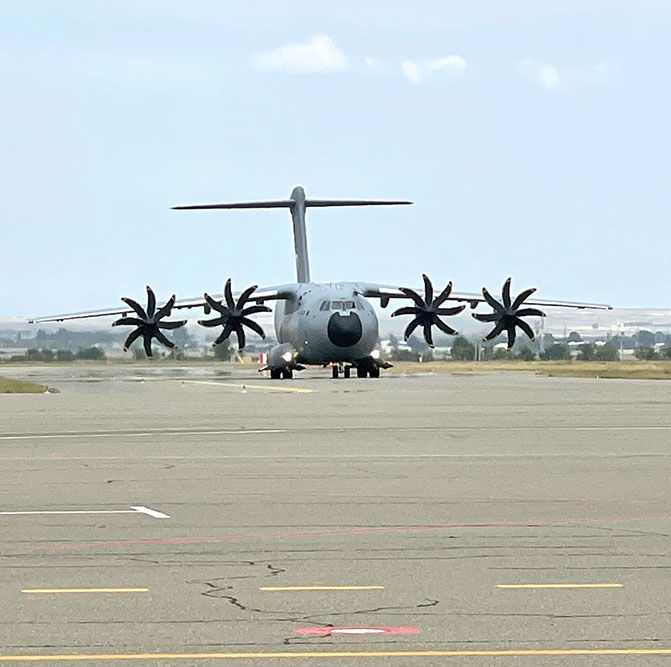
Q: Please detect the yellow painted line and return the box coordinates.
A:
[497,583,623,590]
[260,585,384,591]
[22,588,149,594]
[2,648,671,661]
[183,380,315,394]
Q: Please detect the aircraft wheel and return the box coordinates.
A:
[332,366,339,379]
[369,366,380,378]
[356,367,367,378]
[281,369,293,379]
[270,369,281,380]
[344,366,351,379]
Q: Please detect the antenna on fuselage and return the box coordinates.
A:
[172,186,412,283]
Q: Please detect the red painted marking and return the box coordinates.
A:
[295,626,420,636]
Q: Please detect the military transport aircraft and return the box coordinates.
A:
[31,186,611,379]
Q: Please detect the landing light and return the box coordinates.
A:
[371,349,381,360]
[282,351,293,362]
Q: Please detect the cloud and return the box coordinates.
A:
[401,60,423,84]
[252,35,347,74]
[401,55,467,84]
[518,58,562,90]
[427,55,467,73]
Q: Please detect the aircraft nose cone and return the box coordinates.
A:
[328,312,363,348]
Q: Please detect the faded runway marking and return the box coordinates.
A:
[2,647,671,661]
[496,583,623,590]
[182,380,315,394]
[22,588,149,594]
[260,585,384,591]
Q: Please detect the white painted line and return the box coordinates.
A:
[0,506,169,519]
[183,380,315,394]
[0,429,285,441]
[130,506,170,519]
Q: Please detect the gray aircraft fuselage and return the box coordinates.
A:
[273,283,379,365]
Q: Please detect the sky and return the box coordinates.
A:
[1,0,670,318]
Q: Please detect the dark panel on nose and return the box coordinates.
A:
[328,312,363,347]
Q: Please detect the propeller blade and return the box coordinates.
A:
[422,274,433,305]
[224,279,235,309]
[511,287,537,310]
[235,324,246,350]
[472,312,500,323]
[121,297,147,319]
[239,317,266,339]
[515,307,545,318]
[434,318,458,336]
[515,318,535,341]
[241,304,272,317]
[143,333,154,357]
[123,328,143,351]
[203,293,224,314]
[198,316,226,328]
[154,294,177,320]
[236,284,258,310]
[403,317,421,341]
[432,281,454,307]
[482,287,503,312]
[154,330,176,349]
[435,304,466,316]
[502,278,512,308]
[483,320,506,341]
[146,285,156,318]
[112,317,143,327]
[213,321,235,346]
[399,287,426,308]
[423,322,434,348]
[506,325,517,349]
[158,319,187,330]
[391,306,420,318]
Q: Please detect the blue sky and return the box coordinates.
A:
[1,0,669,316]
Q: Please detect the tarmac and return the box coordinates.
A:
[0,363,670,665]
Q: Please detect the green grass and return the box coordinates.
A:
[389,360,671,380]
[0,377,48,393]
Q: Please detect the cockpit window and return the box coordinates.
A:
[319,301,330,311]
[330,300,355,310]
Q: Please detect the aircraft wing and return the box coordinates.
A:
[29,284,296,324]
[358,283,613,311]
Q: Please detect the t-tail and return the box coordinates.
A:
[172,186,412,283]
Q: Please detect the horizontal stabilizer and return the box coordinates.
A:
[306,199,412,207]
[173,199,412,210]
[172,200,293,210]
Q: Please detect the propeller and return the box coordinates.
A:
[391,274,466,347]
[198,279,271,350]
[472,277,546,349]
[112,286,187,357]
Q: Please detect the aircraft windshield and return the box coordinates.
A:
[331,300,355,310]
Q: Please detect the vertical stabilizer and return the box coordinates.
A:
[289,186,310,283]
